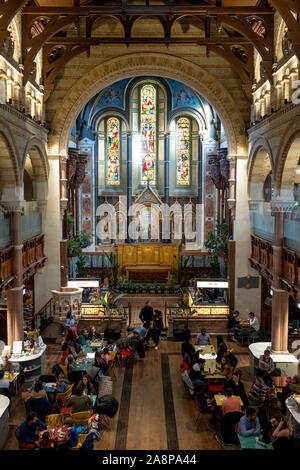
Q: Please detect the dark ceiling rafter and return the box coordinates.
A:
[43,42,92,101]
[18,1,278,100]
[269,0,300,65]
[207,43,254,100]
[22,14,77,83]
[217,14,274,82]
[0,0,28,50]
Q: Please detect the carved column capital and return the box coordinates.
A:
[270,200,296,215]
[60,199,68,219]
[1,200,25,213]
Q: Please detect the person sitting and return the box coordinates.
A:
[195,328,211,346]
[78,374,95,396]
[259,349,279,386]
[77,328,89,347]
[1,355,14,373]
[102,347,110,364]
[216,335,228,362]
[59,417,79,449]
[216,356,232,378]
[0,369,10,390]
[88,325,102,342]
[181,335,195,366]
[66,384,93,413]
[189,357,207,389]
[38,430,54,450]
[248,369,271,430]
[22,380,48,403]
[221,387,241,416]
[237,407,261,437]
[227,310,241,341]
[18,411,47,449]
[54,373,69,394]
[65,327,78,344]
[269,415,294,450]
[87,350,109,391]
[249,312,259,332]
[225,370,249,409]
[106,339,115,352]
[180,359,194,395]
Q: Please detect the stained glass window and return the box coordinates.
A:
[106,117,120,185]
[176,117,190,186]
[140,84,156,185]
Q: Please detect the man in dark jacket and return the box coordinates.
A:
[145,309,163,350]
[19,411,46,449]
[139,301,153,328]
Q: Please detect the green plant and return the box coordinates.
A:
[204,220,229,256]
[104,251,118,285]
[66,212,74,233]
[76,254,86,277]
[68,232,91,257]
[96,291,125,330]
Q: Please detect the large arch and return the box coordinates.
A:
[0,119,20,191]
[48,52,247,159]
[22,137,49,182]
[275,117,300,200]
[248,137,274,201]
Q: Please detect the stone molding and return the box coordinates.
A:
[47,52,246,158]
[270,200,296,214]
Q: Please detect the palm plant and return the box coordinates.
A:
[96,291,125,331]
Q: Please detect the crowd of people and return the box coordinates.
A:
[180,327,300,450]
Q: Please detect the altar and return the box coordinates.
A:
[117,244,179,282]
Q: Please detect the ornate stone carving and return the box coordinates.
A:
[270,200,296,214]
[135,186,163,205]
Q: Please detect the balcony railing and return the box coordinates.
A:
[0,212,10,250]
[285,218,300,253]
[22,202,42,241]
[250,210,274,242]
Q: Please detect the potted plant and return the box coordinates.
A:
[68,231,91,257]
[142,283,148,293]
[149,283,155,294]
[204,219,229,278]
[96,291,125,337]
[104,250,118,286]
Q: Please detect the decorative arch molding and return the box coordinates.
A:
[168,107,207,133]
[47,53,246,159]
[22,137,49,181]
[0,119,21,187]
[275,119,300,194]
[248,136,274,178]
[93,109,129,133]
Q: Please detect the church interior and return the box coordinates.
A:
[0,0,300,452]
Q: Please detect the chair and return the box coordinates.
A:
[249,326,265,343]
[194,397,211,426]
[55,383,74,411]
[71,411,93,428]
[71,433,88,450]
[45,413,63,427]
[237,328,251,346]
[207,378,224,394]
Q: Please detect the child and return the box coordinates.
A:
[62,417,78,449]
[38,430,54,449]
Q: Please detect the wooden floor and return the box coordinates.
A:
[3,337,257,451]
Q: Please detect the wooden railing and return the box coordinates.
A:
[0,234,46,293]
[22,234,45,270]
[250,234,300,292]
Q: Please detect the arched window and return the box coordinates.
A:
[106,117,120,185]
[176,117,191,186]
[140,84,156,185]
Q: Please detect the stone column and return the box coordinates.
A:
[126,132,132,243]
[164,131,170,243]
[198,133,203,205]
[270,201,295,353]
[4,202,25,345]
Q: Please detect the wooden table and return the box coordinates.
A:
[238,434,273,450]
[214,394,243,407]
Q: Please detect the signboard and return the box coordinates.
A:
[68,280,99,288]
[197,281,228,289]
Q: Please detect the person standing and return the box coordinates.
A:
[139,301,153,329]
[145,309,163,350]
[292,303,300,336]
